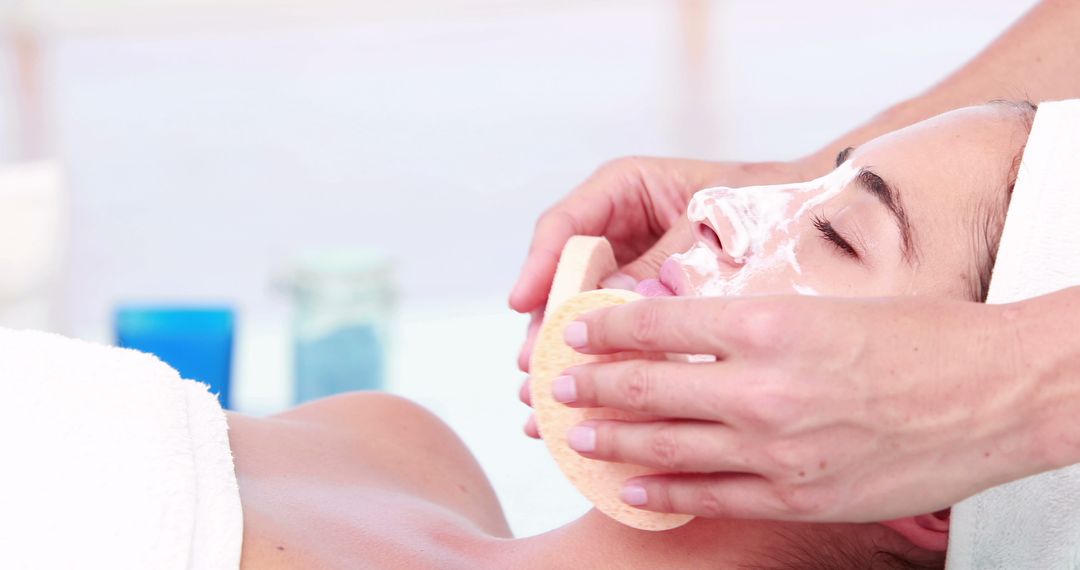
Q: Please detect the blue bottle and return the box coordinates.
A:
[115,306,235,409]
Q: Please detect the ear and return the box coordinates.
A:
[881,509,950,551]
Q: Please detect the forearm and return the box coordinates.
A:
[1009,286,1080,472]
[799,0,1080,175]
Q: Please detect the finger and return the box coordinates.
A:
[509,207,582,313]
[566,296,740,355]
[568,419,750,473]
[599,271,637,290]
[524,414,540,439]
[559,360,732,421]
[517,308,544,372]
[620,473,788,520]
[617,221,694,282]
[519,377,532,407]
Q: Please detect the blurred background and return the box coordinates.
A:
[0,0,1039,536]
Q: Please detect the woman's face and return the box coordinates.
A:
[653,104,1032,301]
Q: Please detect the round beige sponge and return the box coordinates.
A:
[543,236,618,321]
[530,288,695,531]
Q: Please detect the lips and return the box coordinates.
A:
[634,278,675,297]
[632,257,690,298]
[660,257,692,296]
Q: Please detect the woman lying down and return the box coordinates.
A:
[0,101,1035,569]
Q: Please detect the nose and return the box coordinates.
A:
[694,216,746,266]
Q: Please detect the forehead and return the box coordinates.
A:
[849,104,1031,296]
[852,105,1030,197]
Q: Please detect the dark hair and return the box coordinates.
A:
[971,100,1038,302]
[745,525,946,570]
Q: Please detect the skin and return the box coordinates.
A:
[511,158,804,374]
[510,0,1080,325]
[231,3,1080,562]
[230,392,935,568]
[554,104,1040,525]
[511,0,1080,516]
[660,104,1024,301]
[220,101,1055,570]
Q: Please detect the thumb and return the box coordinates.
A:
[614,221,694,282]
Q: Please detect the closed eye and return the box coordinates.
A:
[811,213,860,260]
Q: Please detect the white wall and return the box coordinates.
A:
[0,0,1041,536]
[21,0,1034,330]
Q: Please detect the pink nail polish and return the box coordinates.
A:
[566,425,596,452]
[552,375,577,403]
[621,485,648,506]
[564,321,588,348]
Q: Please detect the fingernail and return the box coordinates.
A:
[566,425,596,452]
[600,272,637,290]
[552,375,577,403]
[564,321,588,348]
[620,485,648,506]
[519,378,532,405]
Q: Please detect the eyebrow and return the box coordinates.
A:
[854,167,917,263]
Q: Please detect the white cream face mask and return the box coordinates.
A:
[668,162,861,297]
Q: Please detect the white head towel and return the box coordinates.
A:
[0,329,243,569]
[947,99,1080,569]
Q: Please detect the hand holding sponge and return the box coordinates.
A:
[529,236,694,531]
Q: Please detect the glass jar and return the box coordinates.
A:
[280,249,396,404]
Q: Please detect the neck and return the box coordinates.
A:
[490,509,865,569]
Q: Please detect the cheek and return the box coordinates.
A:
[791,238,914,297]
[674,237,824,297]
[739,265,809,295]
[906,262,979,300]
[673,249,806,297]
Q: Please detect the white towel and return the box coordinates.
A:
[947,100,1080,569]
[0,328,244,569]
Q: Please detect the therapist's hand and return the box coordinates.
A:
[556,294,1052,522]
[510,157,812,374]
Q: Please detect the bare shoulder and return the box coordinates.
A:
[276,393,501,500]
[278,392,460,442]
[229,393,511,569]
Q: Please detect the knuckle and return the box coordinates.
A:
[723,300,791,351]
[628,303,665,348]
[730,373,799,431]
[740,382,801,434]
[591,423,620,460]
[571,367,598,405]
[744,305,788,350]
[534,205,557,230]
[535,206,573,235]
[648,426,684,470]
[772,483,831,519]
[621,365,655,412]
[762,439,809,474]
[599,155,642,175]
[694,485,726,518]
[649,484,676,513]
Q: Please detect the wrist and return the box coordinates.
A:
[692,160,816,195]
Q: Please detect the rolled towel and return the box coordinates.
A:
[0,328,243,569]
[947,99,1080,569]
